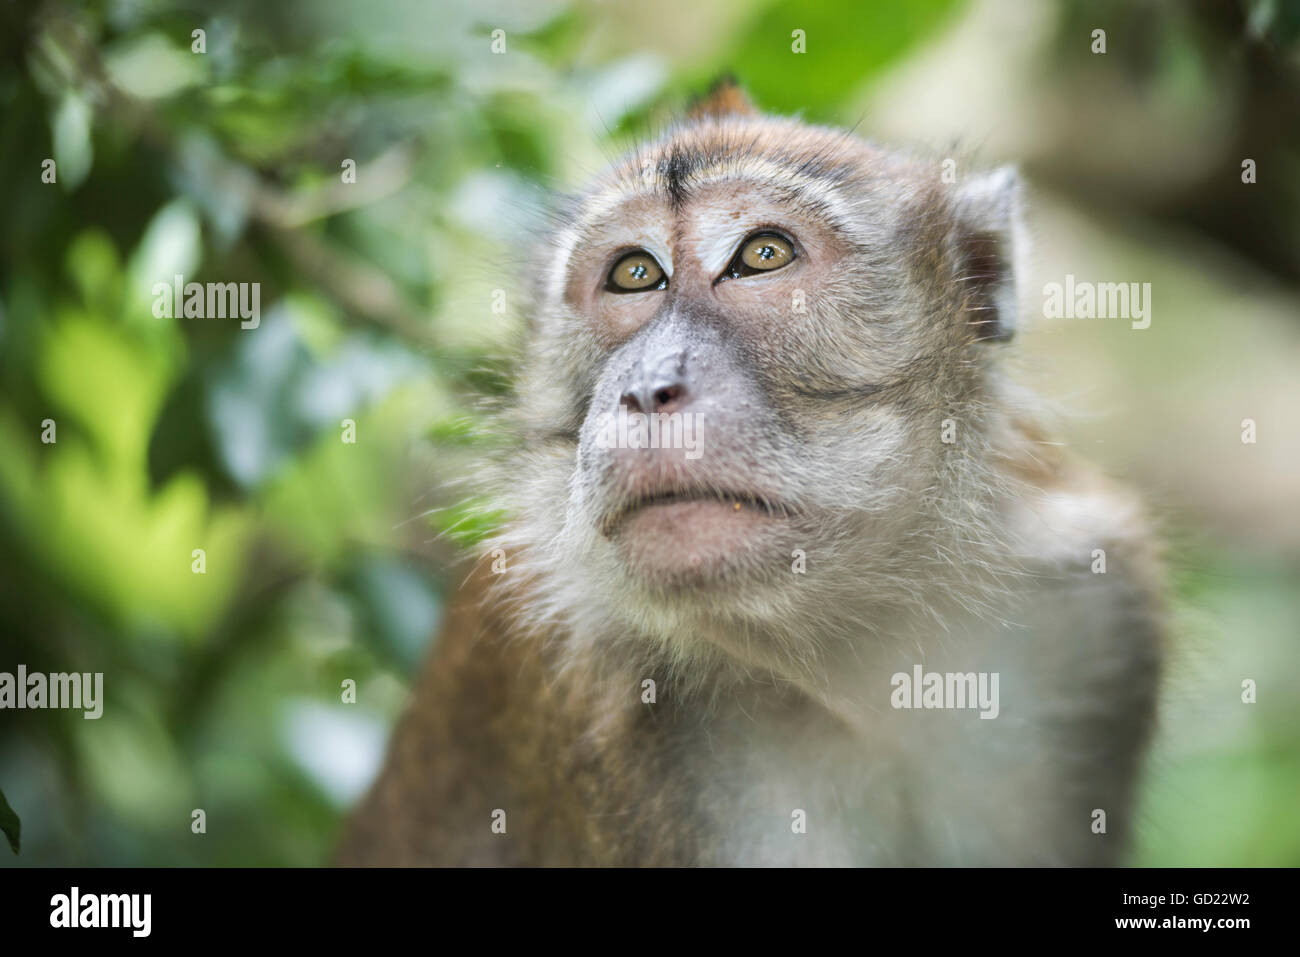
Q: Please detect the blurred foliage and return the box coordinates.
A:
[0,0,1296,866]
[0,787,19,853]
[0,0,548,865]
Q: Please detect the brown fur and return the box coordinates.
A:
[338,560,728,865]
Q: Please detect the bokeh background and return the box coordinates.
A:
[1,0,1297,866]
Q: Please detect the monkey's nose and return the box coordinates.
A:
[619,350,689,414]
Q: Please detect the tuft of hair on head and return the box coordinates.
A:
[687,75,757,121]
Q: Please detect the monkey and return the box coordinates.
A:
[336,82,1164,867]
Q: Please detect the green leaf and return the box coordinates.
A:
[705,0,963,119]
[52,91,94,190]
[0,787,20,854]
[431,497,507,549]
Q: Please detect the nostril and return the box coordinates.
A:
[619,391,644,414]
[652,385,681,409]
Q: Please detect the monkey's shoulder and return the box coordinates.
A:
[999,417,1162,585]
[994,421,1167,653]
[340,562,707,865]
[336,564,577,864]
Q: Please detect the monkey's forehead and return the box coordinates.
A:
[590,115,925,210]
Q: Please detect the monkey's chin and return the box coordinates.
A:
[610,499,791,587]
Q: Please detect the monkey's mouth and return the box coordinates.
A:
[601,488,795,537]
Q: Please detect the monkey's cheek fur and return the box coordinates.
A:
[609,498,792,585]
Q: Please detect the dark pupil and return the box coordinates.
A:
[628,263,647,280]
[756,244,775,260]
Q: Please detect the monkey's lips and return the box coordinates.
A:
[602,489,795,580]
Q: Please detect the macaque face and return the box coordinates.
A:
[515,114,1016,630]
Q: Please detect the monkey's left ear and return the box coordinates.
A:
[952,166,1025,344]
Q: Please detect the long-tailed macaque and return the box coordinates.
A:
[338,84,1164,866]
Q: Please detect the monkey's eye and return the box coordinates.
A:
[606,251,667,293]
[719,232,796,281]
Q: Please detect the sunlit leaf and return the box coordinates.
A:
[52,92,93,190]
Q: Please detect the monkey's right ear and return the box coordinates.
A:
[952,166,1025,343]
[688,76,757,121]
